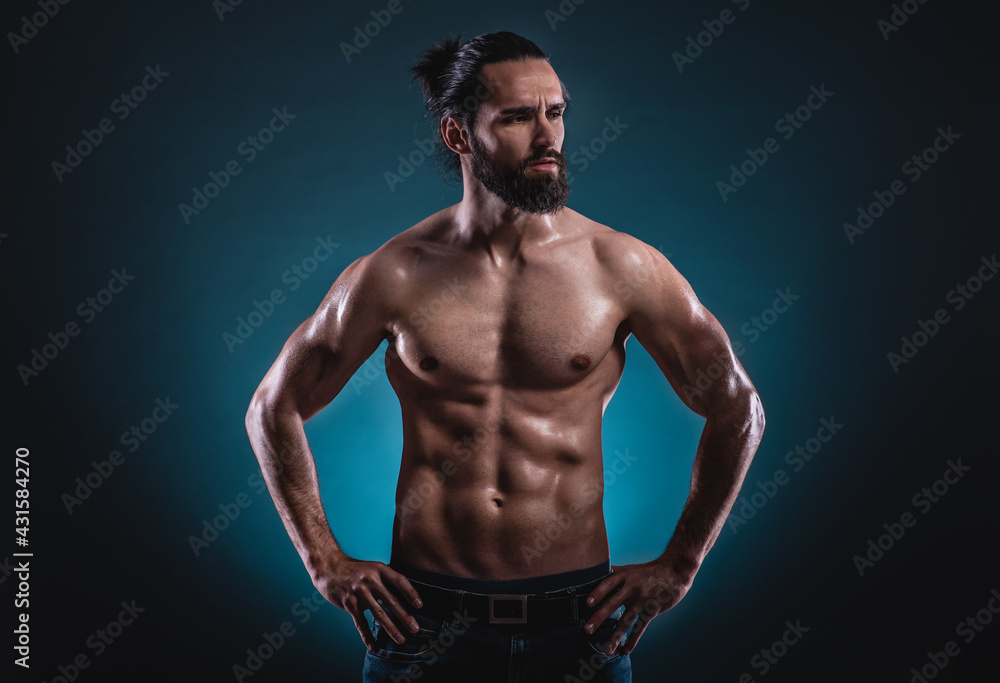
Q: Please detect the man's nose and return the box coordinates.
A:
[532,114,558,149]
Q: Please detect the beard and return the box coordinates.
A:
[469,135,570,215]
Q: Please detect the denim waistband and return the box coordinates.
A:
[389,558,611,595]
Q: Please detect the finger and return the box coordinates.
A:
[584,571,623,610]
[349,609,375,651]
[374,581,419,634]
[584,586,628,634]
[607,605,642,654]
[385,570,424,610]
[621,616,651,656]
[366,591,408,644]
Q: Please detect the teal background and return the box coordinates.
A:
[4,0,998,681]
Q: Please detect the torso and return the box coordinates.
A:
[377,205,633,579]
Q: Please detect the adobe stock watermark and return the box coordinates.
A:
[61,397,180,515]
[340,0,413,63]
[726,416,844,534]
[885,253,996,373]
[716,83,834,202]
[681,287,800,402]
[608,243,674,311]
[222,235,341,353]
[851,457,971,576]
[374,610,478,683]
[386,74,496,192]
[907,587,999,682]
[1,555,22,586]
[17,268,136,386]
[878,0,932,41]
[51,64,169,182]
[494,113,629,216]
[213,0,244,21]
[385,137,435,192]
[671,0,752,73]
[350,276,469,394]
[189,436,298,556]
[7,0,72,55]
[567,117,629,172]
[737,618,811,682]
[565,578,678,681]
[30,599,145,681]
[232,588,332,682]
[520,448,638,565]
[396,415,509,520]
[178,106,296,224]
[842,126,961,244]
[544,0,588,31]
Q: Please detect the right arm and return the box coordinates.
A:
[244,252,422,649]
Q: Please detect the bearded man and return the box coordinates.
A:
[245,31,765,682]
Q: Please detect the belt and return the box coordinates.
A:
[409,576,609,628]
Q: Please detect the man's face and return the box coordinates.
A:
[466,59,569,214]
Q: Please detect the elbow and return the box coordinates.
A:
[245,386,279,444]
[746,386,765,439]
[729,376,764,434]
[245,391,262,438]
[708,376,764,438]
[245,383,302,461]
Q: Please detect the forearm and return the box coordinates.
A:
[245,396,347,575]
[660,388,765,578]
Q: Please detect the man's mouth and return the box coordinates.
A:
[527,157,559,170]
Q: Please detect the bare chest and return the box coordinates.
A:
[386,252,626,391]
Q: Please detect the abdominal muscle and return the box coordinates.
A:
[389,398,612,580]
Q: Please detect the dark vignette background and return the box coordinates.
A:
[4,0,998,681]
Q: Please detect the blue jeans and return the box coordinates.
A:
[362,565,631,682]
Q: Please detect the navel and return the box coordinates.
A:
[419,356,439,371]
[569,353,592,370]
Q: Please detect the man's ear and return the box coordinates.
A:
[441,116,472,155]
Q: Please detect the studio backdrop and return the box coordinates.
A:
[4,0,998,681]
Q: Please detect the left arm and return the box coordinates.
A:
[586,237,766,655]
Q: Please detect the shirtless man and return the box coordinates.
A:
[245,31,764,682]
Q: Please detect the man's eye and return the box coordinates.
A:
[548,110,564,119]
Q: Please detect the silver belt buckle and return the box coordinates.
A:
[489,594,528,624]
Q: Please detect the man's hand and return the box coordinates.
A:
[312,556,424,651]
[583,560,694,656]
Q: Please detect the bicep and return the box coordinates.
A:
[623,248,751,417]
[254,254,390,421]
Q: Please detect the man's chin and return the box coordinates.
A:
[507,194,568,215]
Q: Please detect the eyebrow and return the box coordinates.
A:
[499,102,567,116]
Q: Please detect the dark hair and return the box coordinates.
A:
[409,31,570,183]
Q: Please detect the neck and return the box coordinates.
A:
[454,176,563,266]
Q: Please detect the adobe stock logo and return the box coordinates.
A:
[223,236,340,353]
[885,253,996,373]
[339,0,412,63]
[716,84,834,201]
[671,0,752,73]
[51,65,169,182]
[17,268,136,386]
[7,0,72,54]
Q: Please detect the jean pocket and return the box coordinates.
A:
[369,615,445,663]
[586,609,626,662]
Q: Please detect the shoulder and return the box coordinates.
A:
[344,206,454,279]
[582,216,696,304]
[569,213,705,331]
[557,209,665,274]
[314,207,455,316]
